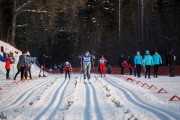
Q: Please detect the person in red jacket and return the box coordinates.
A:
[64,61,72,80]
[5,54,11,79]
[98,55,107,77]
[5,53,15,79]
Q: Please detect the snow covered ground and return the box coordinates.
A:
[0,74,180,120]
[0,40,180,120]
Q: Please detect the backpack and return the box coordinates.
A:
[122,60,128,67]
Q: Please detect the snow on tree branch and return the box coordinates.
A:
[16,24,28,28]
[20,9,54,14]
[15,0,32,13]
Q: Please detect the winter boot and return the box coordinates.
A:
[84,79,86,84]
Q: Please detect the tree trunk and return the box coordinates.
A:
[11,14,17,46]
[11,0,17,46]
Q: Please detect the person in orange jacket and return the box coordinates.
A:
[5,53,15,79]
[5,54,11,79]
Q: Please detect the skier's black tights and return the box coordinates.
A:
[65,70,70,79]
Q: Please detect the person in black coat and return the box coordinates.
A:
[168,49,176,77]
[127,56,133,75]
[118,54,125,75]
[106,62,112,74]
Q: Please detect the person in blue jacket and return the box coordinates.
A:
[80,51,95,84]
[17,50,27,80]
[134,50,143,78]
[152,50,162,78]
[0,46,7,62]
[143,50,154,79]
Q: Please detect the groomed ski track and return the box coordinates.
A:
[0,74,180,120]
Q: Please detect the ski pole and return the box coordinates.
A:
[13,65,14,77]
[79,53,83,83]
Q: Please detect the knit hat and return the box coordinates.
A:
[27,51,30,56]
[145,50,150,54]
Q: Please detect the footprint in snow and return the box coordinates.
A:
[106,93,111,97]
[0,112,7,120]
[29,102,33,105]
[124,109,129,114]
[36,96,41,100]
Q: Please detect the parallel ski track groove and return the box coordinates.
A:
[90,83,103,120]
[0,80,52,111]
[104,77,178,120]
[48,79,70,120]
[84,83,90,120]
[34,79,68,120]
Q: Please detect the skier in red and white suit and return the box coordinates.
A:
[64,61,72,80]
[98,55,107,77]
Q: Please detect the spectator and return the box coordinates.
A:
[25,51,32,79]
[0,46,6,62]
[168,49,176,77]
[143,50,154,79]
[39,54,47,77]
[5,54,11,79]
[54,64,58,74]
[39,65,46,77]
[17,50,27,80]
[5,52,15,80]
[59,63,64,74]
[13,64,21,80]
[127,56,133,75]
[118,54,125,75]
[106,62,112,74]
[152,50,162,78]
[134,51,143,78]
